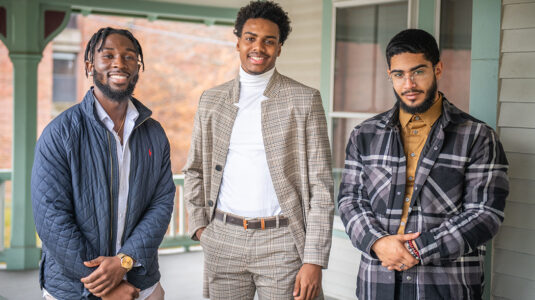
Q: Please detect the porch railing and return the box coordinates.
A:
[0,169,10,253]
[0,171,197,258]
[0,168,347,256]
[160,174,199,251]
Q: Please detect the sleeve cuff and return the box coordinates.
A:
[414,231,439,265]
[365,231,390,259]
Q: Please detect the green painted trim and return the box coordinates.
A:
[418,0,436,36]
[40,4,71,50]
[40,0,238,24]
[173,174,184,186]
[0,247,41,269]
[470,0,501,130]
[469,60,499,129]
[320,0,333,116]
[332,228,349,239]
[0,0,11,46]
[0,170,11,182]
[8,52,42,270]
[160,236,199,250]
[469,1,501,299]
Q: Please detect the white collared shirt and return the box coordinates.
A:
[216,66,281,218]
[94,97,157,299]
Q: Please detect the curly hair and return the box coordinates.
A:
[234,1,292,45]
[84,27,144,77]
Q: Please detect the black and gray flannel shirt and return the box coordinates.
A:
[338,96,509,300]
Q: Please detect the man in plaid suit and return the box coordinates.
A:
[338,29,509,299]
[184,1,334,299]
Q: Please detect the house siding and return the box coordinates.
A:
[275,0,323,90]
[493,1,535,299]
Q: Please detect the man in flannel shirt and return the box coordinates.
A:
[338,29,509,300]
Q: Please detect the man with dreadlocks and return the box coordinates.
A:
[184,1,334,299]
[31,27,175,299]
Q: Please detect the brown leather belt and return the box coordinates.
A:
[214,209,289,230]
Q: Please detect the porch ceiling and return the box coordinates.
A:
[39,0,244,25]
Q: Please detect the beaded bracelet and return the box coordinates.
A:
[407,240,421,260]
[405,242,420,260]
[406,244,419,260]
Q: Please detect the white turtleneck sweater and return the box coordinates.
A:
[216,66,281,218]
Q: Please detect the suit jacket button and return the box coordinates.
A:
[215,165,222,171]
[208,200,214,207]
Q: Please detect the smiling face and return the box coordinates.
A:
[388,52,443,113]
[236,18,282,75]
[86,33,140,103]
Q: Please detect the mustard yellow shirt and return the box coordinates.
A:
[397,95,442,234]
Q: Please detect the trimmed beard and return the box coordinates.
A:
[395,77,438,114]
[93,70,138,103]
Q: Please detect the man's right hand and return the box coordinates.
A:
[371,232,420,271]
[102,280,140,300]
[195,227,206,240]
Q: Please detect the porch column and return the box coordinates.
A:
[5,52,42,269]
[0,0,70,270]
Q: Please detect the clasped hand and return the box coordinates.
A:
[81,256,129,297]
[371,232,420,272]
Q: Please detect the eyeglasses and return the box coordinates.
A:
[389,67,434,86]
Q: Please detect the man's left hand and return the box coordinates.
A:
[81,256,127,297]
[293,263,322,300]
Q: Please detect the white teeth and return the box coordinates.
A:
[110,75,127,79]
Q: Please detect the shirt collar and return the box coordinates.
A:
[94,94,139,132]
[399,93,443,128]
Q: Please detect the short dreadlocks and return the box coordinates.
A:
[84,27,144,77]
[234,1,292,45]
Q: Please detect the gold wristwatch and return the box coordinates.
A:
[117,253,134,272]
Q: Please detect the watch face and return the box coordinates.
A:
[121,256,133,269]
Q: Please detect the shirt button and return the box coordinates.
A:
[410,153,416,157]
[414,116,420,121]
[400,221,405,225]
[414,187,418,191]
[413,130,418,134]
[406,276,412,281]
[434,146,438,151]
[207,200,214,207]
[405,198,410,202]
[397,192,401,195]
[408,176,414,181]
[215,165,222,171]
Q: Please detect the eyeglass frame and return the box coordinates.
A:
[387,63,437,85]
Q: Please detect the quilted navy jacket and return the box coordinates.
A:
[31,89,175,299]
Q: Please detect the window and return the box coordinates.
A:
[439,0,472,112]
[331,1,408,201]
[52,52,77,102]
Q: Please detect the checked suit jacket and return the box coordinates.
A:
[183,69,334,268]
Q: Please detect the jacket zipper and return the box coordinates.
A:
[107,131,114,255]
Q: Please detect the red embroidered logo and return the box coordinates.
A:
[149,149,152,157]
